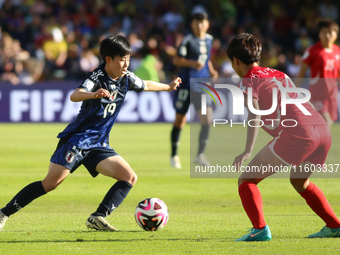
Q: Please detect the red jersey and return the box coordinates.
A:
[302,41,340,99]
[239,66,325,137]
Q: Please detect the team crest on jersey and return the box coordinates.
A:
[109,91,118,101]
[65,151,76,163]
[110,84,116,90]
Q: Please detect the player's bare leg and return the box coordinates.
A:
[170,113,187,169]
[42,163,71,192]
[195,107,213,166]
[290,162,340,238]
[236,145,289,241]
[174,113,187,129]
[86,155,137,231]
[289,161,313,192]
[96,155,137,185]
[238,145,287,186]
[319,111,333,130]
[197,106,212,125]
[0,163,69,231]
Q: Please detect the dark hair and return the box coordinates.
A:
[99,35,132,64]
[191,12,208,21]
[318,19,339,34]
[227,33,262,65]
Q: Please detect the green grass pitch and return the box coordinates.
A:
[0,123,340,254]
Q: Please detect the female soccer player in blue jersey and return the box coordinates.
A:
[170,12,218,169]
[0,35,181,231]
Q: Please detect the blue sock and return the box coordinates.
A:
[198,124,210,155]
[1,181,46,217]
[92,181,133,217]
[171,126,181,156]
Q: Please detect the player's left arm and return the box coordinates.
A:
[233,96,260,171]
[70,88,110,102]
[143,77,181,92]
[208,60,218,79]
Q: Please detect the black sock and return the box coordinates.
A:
[92,181,133,217]
[1,181,46,217]
[171,126,181,157]
[198,124,210,155]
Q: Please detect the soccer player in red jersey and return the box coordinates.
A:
[227,33,340,241]
[297,20,340,129]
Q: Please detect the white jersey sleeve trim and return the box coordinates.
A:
[126,71,145,91]
[301,50,310,60]
[181,34,194,45]
[205,33,213,40]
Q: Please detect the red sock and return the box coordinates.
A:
[300,182,340,229]
[238,181,266,229]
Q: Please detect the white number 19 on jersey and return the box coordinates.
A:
[103,91,117,118]
[103,103,116,118]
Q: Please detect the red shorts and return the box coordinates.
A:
[268,124,331,166]
[311,96,338,121]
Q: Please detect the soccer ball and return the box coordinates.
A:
[135,197,169,231]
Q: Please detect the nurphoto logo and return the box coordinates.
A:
[199,77,312,128]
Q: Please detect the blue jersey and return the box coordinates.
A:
[57,64,145,150]
[177,33,213,88]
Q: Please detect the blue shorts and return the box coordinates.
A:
[173,87,213,114]
[50,138,118,178]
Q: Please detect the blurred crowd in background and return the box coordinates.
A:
[0,0,339,85]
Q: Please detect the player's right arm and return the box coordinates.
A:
[71,75,110,102]
[70,88,110,102]
[295,62,309,87]
[233,96,261,171]
[172,56,204,70]
[173,35,204,70]
[296,46,315,87]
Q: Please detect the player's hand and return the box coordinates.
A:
[210,70,219,79]
[233,151,252,172]
[55,58,65,67]
[92,88,110,99]
[169,77,182,91]
[193,61,205,70]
